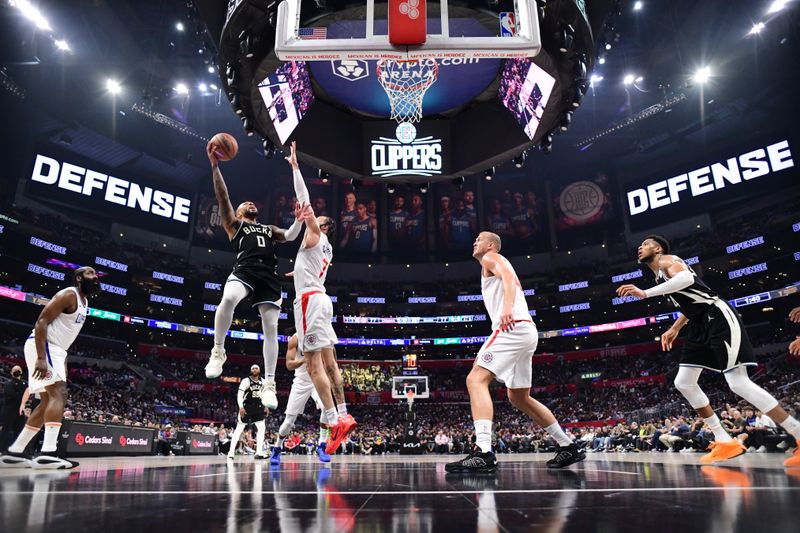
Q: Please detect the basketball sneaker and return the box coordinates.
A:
[31,455,79,470]
[269,446,282,466]
[546,443,586,469]
[205,346,226,379]
[784,447,800,468]
[325,414,357,455]
[261,380,278,410]
[445,450,497,473]
[699,440,746,464]
[0,450,32,468]
[316,443,331,463]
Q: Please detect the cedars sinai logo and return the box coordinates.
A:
[119,436,127,447]
[75,433,85,446]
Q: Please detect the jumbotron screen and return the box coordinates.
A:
[257,61,314,144]
[498,59,556,140]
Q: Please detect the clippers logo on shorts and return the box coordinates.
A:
[371,122,443,177]
[482,352,494,363]
[332,60,369,81]
[306,334,317,346]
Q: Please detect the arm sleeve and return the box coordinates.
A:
[237,378,248,409]
[643,270,695,298]
[293,169,310,206]
[282,218,303,241]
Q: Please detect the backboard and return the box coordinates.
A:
[391,375,430,399]
[274,0,542,61]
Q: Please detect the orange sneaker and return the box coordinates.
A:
[699,440,746,464]
[324,414,358,455]
[784,447,800,468]
[701,466,752,488]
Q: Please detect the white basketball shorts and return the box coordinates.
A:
[285,370,324,416]
[293,291,338,353]
[475,321,538,389]
[24,337,68,394]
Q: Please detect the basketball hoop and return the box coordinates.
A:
[377,59,439,123]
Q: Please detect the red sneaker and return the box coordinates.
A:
[325,414,358,455]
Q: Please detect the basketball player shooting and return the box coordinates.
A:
[446,232,584,473]
[286,142,357,455]
[617,235,800,467]
[204,141,304,412]
[270,333,332,465]
[0,267,100,469]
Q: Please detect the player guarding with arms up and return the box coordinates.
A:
[204,141,304,412]
[446,232,584,473]
[270,332,332,465]
[617,235,800,467]
[1,267,100,469]
[286,142,357,455]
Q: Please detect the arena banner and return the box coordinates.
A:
[434,176,479,255]
[591,375,666,388]
[482,172,548,253]
[58,421,157,457]
[193,194,232,247]
[337,180,380,256]
[178,430,217,456]
[25,145,194,238]
[160,380,232,393]
[623,138,796,231]
[552,173,614,230]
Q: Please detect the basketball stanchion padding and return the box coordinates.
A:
[389,0,427,46]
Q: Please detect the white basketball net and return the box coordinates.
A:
[377,59,439,123]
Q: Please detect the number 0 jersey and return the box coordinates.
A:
[231,220,279,274]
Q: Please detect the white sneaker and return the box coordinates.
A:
[747,446,756,453]
[31,455,79,470]
[777,441,788,450]
[0,451,31,468]
[261,379,278,410]
[205,346,227,379]
[756,445,768,453]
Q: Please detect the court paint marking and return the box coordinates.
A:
[188,467,641,478]
[4,487,799,496]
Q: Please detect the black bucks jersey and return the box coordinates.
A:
[654,258,720,320]
[239,376,266,423]
[229,220,282,307]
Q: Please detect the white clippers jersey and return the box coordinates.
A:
[294,352,311,383]
[294,232,334,295]
[481,255,532,330]
[31,287,88,351]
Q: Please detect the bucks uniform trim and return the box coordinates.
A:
[655,257,756,373]
[228,220,282,308]
[239,376,266,423]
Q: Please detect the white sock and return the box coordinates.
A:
[544,422,573,447]
[319,426,330,445]
[41,423,62,454]
[255,421,266,455]
[780,415,800,441]
[9,425,40,453]
[336,403,348,416]
[474,419,492,453]
[704,414,733,443]
[324,408,338,426]
[276,435,285,448]
[258,305,280,377]
[266,374,275,382]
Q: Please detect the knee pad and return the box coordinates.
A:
[724,367,779,412]
[673,370,709,410]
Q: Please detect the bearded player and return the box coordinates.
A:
[1,267,100,469]
[446,232,583,473]
[617,235,800,467]
[286,142,357,455]
[270,333,332,465]
[204,141,304,412]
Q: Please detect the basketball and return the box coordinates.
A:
[210,132,238,161]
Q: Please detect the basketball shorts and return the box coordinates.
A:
[229,266,282,309]
[241,402,266,424]
[680,299,756,373]
[293,291,338,353]
[24,337,68,394]
[285,370,323,416]
[475,321,538,389]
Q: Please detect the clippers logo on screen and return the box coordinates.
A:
[370,123,443,177]
[29,154,192,223]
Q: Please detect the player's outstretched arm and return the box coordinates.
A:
[302,204,322,248]
[272,201,305,243]
[207,142,238,240]
[285,141,310,205]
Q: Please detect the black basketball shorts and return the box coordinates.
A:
[228,266,282,309]
[680,300,757,373]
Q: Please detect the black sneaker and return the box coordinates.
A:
[445,450,497,473]
[0,450,32,468]
[546,443,585,469]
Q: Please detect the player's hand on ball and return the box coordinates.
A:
[617,284,646,299]
[790,337,800,356]
[661,328,678,351]
[206,141,219,167]
[789,307,800,323]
